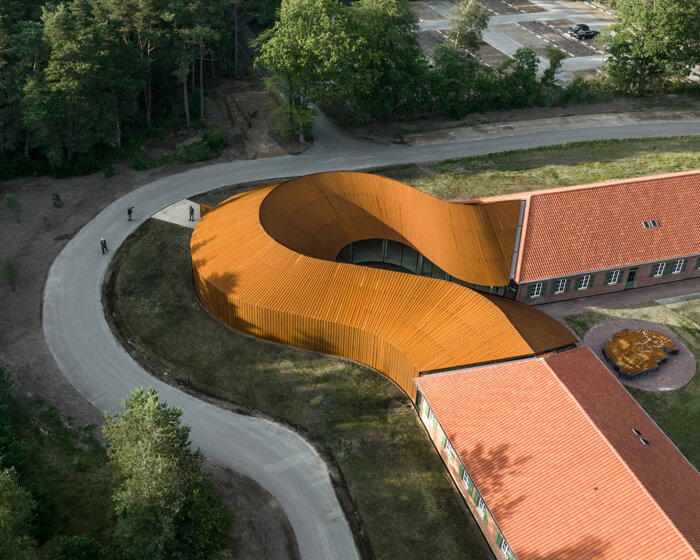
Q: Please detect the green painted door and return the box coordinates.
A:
[625,268,638,290]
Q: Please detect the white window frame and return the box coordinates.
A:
[444,439,455,460]
[427,407,437,430]
[500,540,512,558]
[672,259,684,274]
[608,270,620,285]
[653,262,665,277]
[554,279,567,294]
[461,469,470,489]
[530,282,543,298]
[577,274,591,290]
[477,496,486,516]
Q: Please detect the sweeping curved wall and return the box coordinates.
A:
[191,172,576,400]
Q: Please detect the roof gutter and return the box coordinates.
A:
[509,200,527,281]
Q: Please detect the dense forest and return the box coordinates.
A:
[1,0,697,176]
[0,0,261,176]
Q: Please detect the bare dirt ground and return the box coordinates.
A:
[0,77,305,559]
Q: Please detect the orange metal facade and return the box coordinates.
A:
[191,172,576,399]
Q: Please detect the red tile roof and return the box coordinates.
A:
[466,170,700,283]
[415,346,700,560]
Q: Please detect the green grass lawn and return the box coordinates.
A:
[565,298,700,468]
[109,220,486,560]
[115,135,700,559]
[377,136,700,200]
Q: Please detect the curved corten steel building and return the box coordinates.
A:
[191,172,576,400]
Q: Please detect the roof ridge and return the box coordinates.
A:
[543,349,700,559]
[527,169,700,199]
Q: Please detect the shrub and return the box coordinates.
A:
[176,141,218,163]
[55,535,103,560]
[202,127,229,151]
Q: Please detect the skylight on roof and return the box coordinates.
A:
[643,220,659,229]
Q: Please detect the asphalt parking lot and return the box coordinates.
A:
[415,0,613,81]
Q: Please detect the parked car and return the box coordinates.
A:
[574,29,599,40]
[567,24,589,36]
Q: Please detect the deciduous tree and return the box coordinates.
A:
[340,0,428,120]
[0,468,37,560]
[603,0,700,93]
[446,0,489,52]
[253,0,350,139]
[103,387,230,560]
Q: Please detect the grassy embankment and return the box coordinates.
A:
[110,135,700,559]
[381,135,700,199]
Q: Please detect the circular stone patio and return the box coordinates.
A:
[583,319,696,391]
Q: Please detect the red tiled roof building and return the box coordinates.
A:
[415,346,700,560]
[466,170,700,303]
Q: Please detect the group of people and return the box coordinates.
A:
[100,204,197,254]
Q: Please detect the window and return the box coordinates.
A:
[652,262,665,277]
[444,439,455,461]
[576,274,591,290]
[501,540,512,558]
[477,496,486,516]
[461,468,470,489]
[428,407,437,430]
[643,221,650,229]
[672,259,685,274]
[530,282,543,298]
[607,270,620,285]
[650,220,659,228]
[554,279,567,294]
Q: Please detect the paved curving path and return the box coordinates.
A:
[43,117,700,560]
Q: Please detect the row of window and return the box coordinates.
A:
[527,257,696,299]
[421,400,514,560]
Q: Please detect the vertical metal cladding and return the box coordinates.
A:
[191,172,577,400]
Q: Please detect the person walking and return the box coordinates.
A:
[189,205,195,222]
[127,206,134,221]
[100,238,108,254]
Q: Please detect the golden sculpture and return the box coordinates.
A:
[604,329,678,377]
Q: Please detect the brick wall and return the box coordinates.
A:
[517,255,700,304]
[417,393,514,560]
